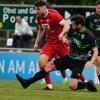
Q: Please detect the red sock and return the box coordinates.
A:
[60,70,66,79]
[40,66,52,84]
[44,73,52,84]
[80,74,85,82]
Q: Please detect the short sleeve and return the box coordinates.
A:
[52,10,64,23]
[87,30,98,49]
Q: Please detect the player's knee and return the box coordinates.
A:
[38,58,46,68]
[44,66,51,72]
[95,57,100,66]
[38,55,49,68]
[69,83,77,90]
[69,79,77,90]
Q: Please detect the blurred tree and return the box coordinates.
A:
[0,0,98,5]
[0,0,36,4]
[48,0,97,5]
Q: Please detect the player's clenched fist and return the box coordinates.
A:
[33,44,39,52]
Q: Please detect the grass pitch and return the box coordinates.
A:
[0,80,100,100]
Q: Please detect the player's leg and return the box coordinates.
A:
[56,43,70,83]
[79,74,86,82]
[54,56,95,91]
[94,56,100,82]
[39,43,54,90]
[60,70,68,83]
[54,54,68,83]
[39,54,53,90]
[57,43,86,82]
[69,60,97,92]
[16,53,70,89]
[16,62,56,89]
[69,76,97,92]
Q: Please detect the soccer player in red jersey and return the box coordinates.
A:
[33,0,70,90]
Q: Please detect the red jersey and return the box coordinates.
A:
[37,9,64,44]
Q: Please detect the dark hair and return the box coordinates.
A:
[71,14,85,26]
[96,0,100,5]
[35,0,47,7]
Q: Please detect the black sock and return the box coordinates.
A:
[77,82,87,90]
[98,75,100,81]
[28,69,48,84]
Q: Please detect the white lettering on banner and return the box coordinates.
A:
[16,60,25,74]
[29,8,36,14]
[24,17,28,21]
[3,14,16,23]
[3,14,9,22]
[2,7,36,24]
[3,14,34,23]
[10,16,15,23]
[28,61,35,74]
[3,7,16,14]
[0,60,5,73]
[8,60,15,73]
[18,8,28,14]
[0,59,39,74]
[23,16,34,23]
[30,17,34,23]
[36,62,40,73]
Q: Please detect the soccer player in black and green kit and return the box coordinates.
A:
[16,14,98,92]
[86,0,100,82]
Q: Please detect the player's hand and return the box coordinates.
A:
[62,36,69,44]
[33,44,39,52]
[58,34,64,41]
[85,61,93,69]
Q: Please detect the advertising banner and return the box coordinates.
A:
[0,5,95,31]
[0,5,38,31]
[0,52,96,82]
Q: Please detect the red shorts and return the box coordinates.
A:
[40,42,70,60]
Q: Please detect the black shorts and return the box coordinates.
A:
[97,40,100,56]
[54,54,85,79]
[98,47,100,56]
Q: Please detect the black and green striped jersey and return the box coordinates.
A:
[86,13,100,39]
[68,29,98,61]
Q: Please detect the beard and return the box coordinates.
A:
[96,12,100,16]
[74,27,80,32]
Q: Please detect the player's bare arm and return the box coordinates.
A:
[34,25,45,50]
[58,20,70,41]
[85,47,98,68]
[62,35,70,44]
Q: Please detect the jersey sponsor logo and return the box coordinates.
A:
[81,34,85,39]
[41,24,50,30]
[72,37,89,49]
